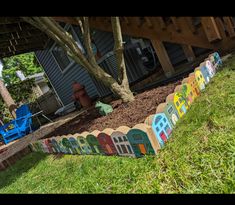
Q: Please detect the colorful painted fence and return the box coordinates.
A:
[29,52,222,158]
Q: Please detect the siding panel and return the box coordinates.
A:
[35,48,98,106]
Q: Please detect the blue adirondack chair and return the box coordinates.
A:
[0,104,33,145]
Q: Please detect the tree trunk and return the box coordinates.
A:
[0,79,16,118]
[110,82,135,103]
[22,17,135,103]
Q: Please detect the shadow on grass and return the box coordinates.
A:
[0,152,47,190]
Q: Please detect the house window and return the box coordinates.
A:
[168,106,173,114]
[155,116,162,124]
[163,118,166,123]
[123,136,128,141]
[176,101,179,107]
[51,26,85,73]
[80,139,85,144]
[51,45,71,71]
[118,137,123,142]
[160,122,163,127]
[121,145,128,154]
[197,77,200,81]
[116,145,122,153]
[113,137,118,143]
[127,145,133,153]
[156,127,160,132]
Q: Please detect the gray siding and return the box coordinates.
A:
[35,49,99,106]
[35,25,209,104]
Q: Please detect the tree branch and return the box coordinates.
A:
[111,17,128,86]
[82,17,97,66]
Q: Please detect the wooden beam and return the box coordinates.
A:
[53,17,78,25]
[0,46,45,58]
[0,30,47,43]
[0,38,48,51]
[0,22,34,34]
[0,17,23,25]
[144,17,153,28]
[156,17,166,30]
[184,17,197,34]
[123,17,130,25]
[181,44,196,62]
[214,17,227,40]
[129,17,143,27]
[223,17,235,38]
[170,17,181,32]
[150,39,175,78]
[201,17,222,42]
[89,18,213,49]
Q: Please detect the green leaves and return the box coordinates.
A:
[1,52,43,86]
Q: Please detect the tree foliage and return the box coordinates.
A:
[1,52,43,85]
[0,79,36,123]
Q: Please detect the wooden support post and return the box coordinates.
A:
[184,17,197,34]
[181,44,196,62]
[201,17,222,42]
[150,39,175,78]
[223,17,235,38]
[123,17,130,25]
[171,17,181,32]
[144,17,153,28]
[156,17,166,30]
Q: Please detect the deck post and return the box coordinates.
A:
[150,39,175,78]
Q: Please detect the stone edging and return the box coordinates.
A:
[30,52,222,158]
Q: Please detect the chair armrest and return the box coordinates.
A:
[13,114,32,122]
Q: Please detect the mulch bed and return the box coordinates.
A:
[44,80,181,138]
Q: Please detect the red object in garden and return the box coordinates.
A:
[72,82,92,108]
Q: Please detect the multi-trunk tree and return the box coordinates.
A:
[22,17,135,103]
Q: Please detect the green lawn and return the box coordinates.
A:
[1,55,235,193]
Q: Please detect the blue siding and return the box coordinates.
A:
[35,49,99,106]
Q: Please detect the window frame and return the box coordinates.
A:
[50,24,84,75]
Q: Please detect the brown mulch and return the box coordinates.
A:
[45,80,181,138]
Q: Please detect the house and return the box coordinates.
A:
[175,83,196,106]
[97,132,118,156]
[110,130,135,157]
[68,136,82,154]
[56,136,72,154]
[194,70,206,91]
[203,60,216,78]
[166,92,188,118]
[74,135,93,154]
[156,102,179,128]
[198,65,211,84]
[126,128,155,157]
[209,52,222,69]
[85,133,104,154]
[61,137,74,154]
[184,74,200,97]
[151,113,172,147]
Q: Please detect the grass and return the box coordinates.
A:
[0,55,235,193]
